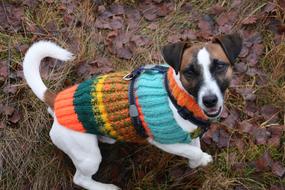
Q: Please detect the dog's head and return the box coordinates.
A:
[162,33,242,119]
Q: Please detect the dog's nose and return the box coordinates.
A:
[202,95,218,108]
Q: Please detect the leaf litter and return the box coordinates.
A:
[0,0,285,189]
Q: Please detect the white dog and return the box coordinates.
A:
[23,34,242,190]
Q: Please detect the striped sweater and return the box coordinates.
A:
[54,67,208,144]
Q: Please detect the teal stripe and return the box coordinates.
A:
[136,71,191,144]
[73,78,103,135]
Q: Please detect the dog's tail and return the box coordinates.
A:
[23,41,73,109]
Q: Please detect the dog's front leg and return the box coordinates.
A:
[148,138,212,168]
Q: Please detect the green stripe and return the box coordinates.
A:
[73,77,103,135]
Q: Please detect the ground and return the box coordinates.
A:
[0,0,284,190]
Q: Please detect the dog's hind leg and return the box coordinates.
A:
[49,118,120,190]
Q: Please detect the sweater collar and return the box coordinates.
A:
[166,68,210,125]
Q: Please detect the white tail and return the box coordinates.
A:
[23,41,73,101]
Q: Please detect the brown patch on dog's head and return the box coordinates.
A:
[161,33,242,100]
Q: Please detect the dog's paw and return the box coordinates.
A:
[199,153,213,166]
[104,184,121,190]
[188,153,213,168]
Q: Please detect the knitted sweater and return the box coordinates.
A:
[54,67,208,144]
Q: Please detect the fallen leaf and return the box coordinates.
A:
[198,15,215,38]
[3,105,15,116]
[277,24,285,34]
[217,128,230,148]
[255,151,273,172]
[238,120,254,133]
[3,85,17,94]
[116,47,133,60]
[147,23,158,30]
[267,136,281,147]
[167,34,180,43]
[208,4,225,15]
[9,110,21,123]
[0,122,5,129]
[263,3,276,13]
[130,35,150,47]
[241,16,258,25]
[233,138,245,152]
[109,16,124,30]
[181,2,192,12]
[271,162,285,177]
[110,4,124,15]
[222,109,240,129]
[244,101,259,117]
[234,62,248,73]
[0,61,8,81]
[260,105,279,122]
[253,127,269,145]
[180,29,197,40]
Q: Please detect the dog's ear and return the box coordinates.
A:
[161,42,187,74]
[213,33,242,64]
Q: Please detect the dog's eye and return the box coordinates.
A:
[213,59,228,73]
[184,67,198,77]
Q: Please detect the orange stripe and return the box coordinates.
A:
[54,85,86,132]
[168,69,207,120]
[136,96,153,138]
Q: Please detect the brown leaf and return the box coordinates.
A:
[267,136,281,147]
[3,105,15,116]
[236,88,256,101]
[277,24,285,34]
[116,47,133,60]
[261,105,279,121]
[0,61,8,81]
[253,127,269,145]
[220,107,229,119]
[222,109,240,129]
[125,8,141,29]
[241,16,258,25]
[198,15,215,38]
[234,62,248,73]
[208,4,225,15]
[180,29,197,40]
[147,23,158,30]
[130,35,150,47]
[181,2,192,12]
[3,85,17,94]
[0,122,5,129]
[231,0,242,9]
[234,138,245,152]
[109,16,124,30]
[244,101,259,117]
[9,110,21,123]
[157,3,173,17]
[271,162,285,177]
[216,11,238,26]
[238,120,254,133]
[142,4,158,21]
[217,128,230,148]
[255,151,273,172]
[22,0,39,7]
[110,4,125,15]
[263,3,276,13]
[270,185,285,190]
[167,34,180,43]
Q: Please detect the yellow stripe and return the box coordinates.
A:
[94,76,118,138]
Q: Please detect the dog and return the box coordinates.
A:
[23,33,242,190]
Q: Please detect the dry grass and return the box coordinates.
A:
[1,0,285,190]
